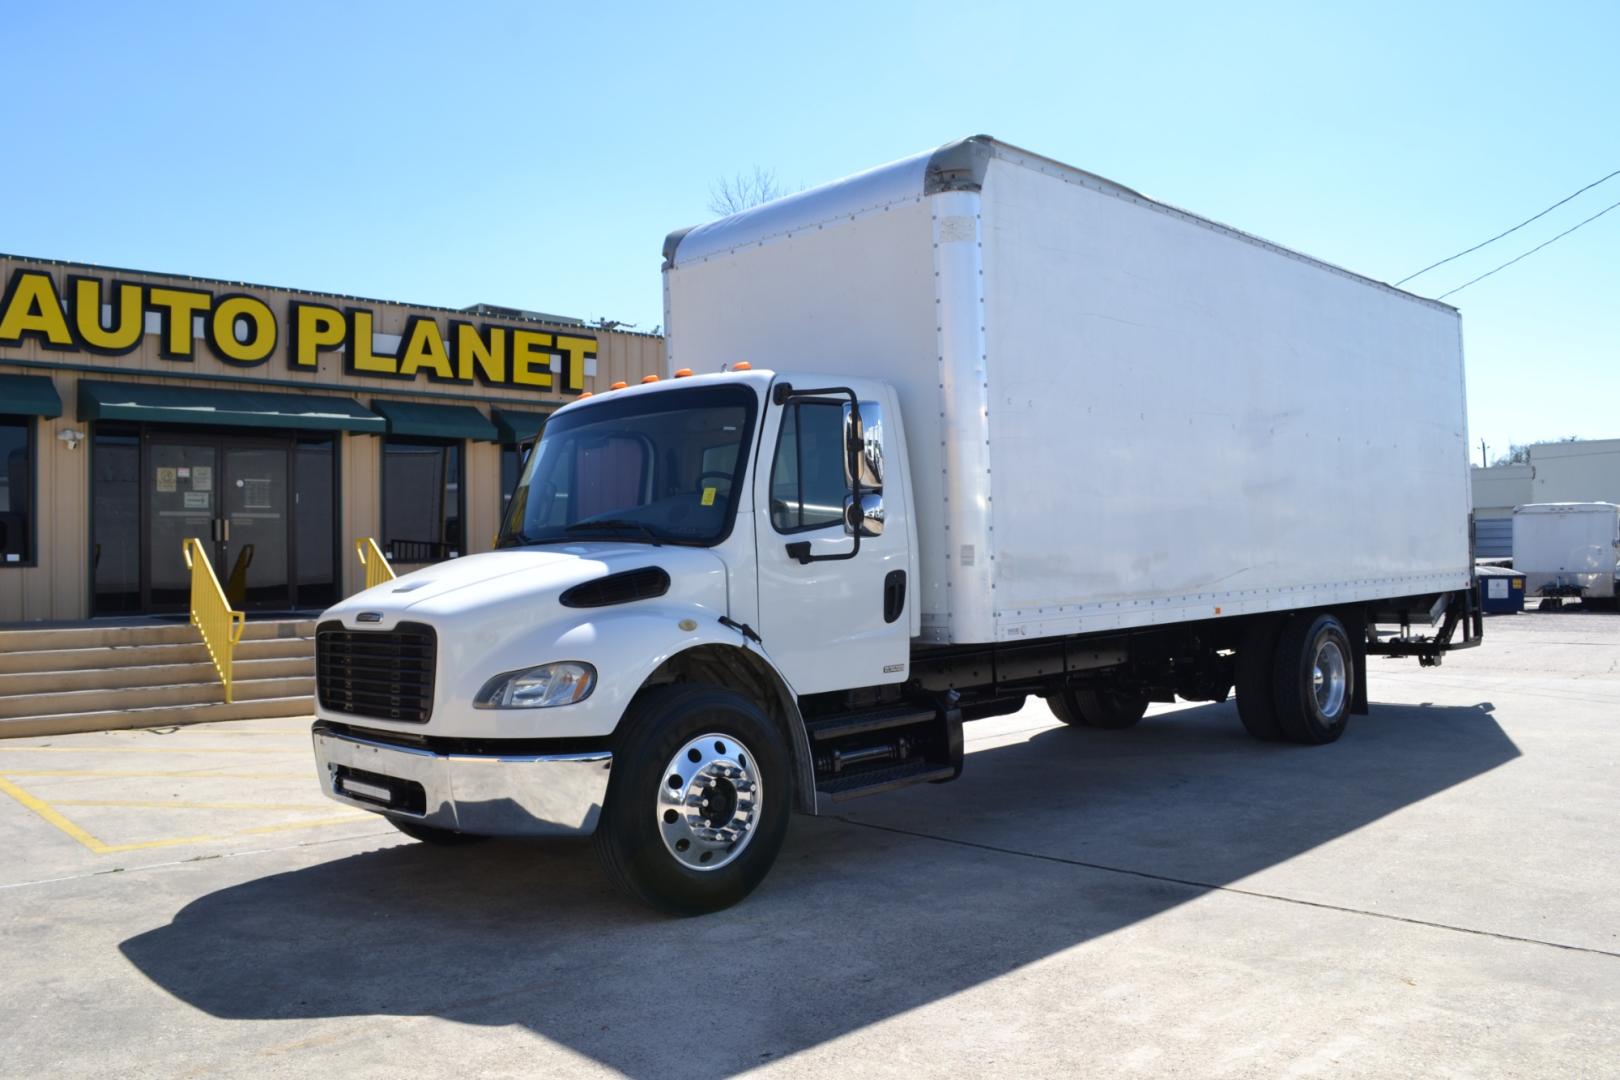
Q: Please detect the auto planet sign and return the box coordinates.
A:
[0,267,596,394]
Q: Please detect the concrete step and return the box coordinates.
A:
[0,695,316,738]
[0,635,313,675]
[0,676,315,721]
[0,656,313,696]
[0,619,317,654]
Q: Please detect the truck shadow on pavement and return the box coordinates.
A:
[120,700,1515,1077]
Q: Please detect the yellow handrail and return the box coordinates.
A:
[355,537,397,591]
[183,537,246,704]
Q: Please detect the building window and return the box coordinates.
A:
[769,401,850,533]
[381,438,463,563]
[0,416,36,566]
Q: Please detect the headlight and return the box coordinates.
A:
[474,662,596,709]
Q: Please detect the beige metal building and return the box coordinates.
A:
[1471,438,1620,558]
[0,253,662,623]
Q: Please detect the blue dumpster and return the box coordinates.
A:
[1477,565,1525,614]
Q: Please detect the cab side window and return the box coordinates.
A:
[770,402,849,532]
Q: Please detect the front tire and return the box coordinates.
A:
[1271,613,1355,745]
[594,684,791,915]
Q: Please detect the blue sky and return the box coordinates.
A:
[5,1,1615,462]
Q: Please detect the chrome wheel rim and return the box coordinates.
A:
[1312,639,1347,718]
[656,732,761,871]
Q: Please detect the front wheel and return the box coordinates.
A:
[594,684,791,915]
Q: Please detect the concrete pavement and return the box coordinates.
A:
[1,612,1616,1078]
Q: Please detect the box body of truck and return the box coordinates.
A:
[1512,502,1620,600]
[664,137,1473,644]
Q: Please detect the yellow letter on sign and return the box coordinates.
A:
[398,317,453,380]
[555,334,596,393]
[209,295,277,365]
[511,329,555,389]
[146,287,212,360]
[347,310,398,375]
[0,271,73,348]
[290,302,346,368]
[71,277,143,354]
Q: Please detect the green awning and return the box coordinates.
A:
[490,407,553,444]
[0,374,63,419]
[78,380,383,432]
[371,399,498,442]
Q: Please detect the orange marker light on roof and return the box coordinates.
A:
[609,381,628,391]
[732,361,752,371]
[641,374,660,384]
[674,368,693,378]
[577,391,593,398]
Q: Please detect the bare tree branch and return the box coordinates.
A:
[707,166,785,217]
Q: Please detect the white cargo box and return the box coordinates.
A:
[664,137,1473,644]
[1512,502,1620,599]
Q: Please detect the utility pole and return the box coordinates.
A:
[1479,438,1488,467]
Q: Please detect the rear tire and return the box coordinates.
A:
[1047,688,1148,729]
[593,684,791,915]
[1235,619,1286,741]
[388,818,488,846]
[1271,612,1355,745]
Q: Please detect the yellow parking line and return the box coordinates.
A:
[51,799,339,812]
[0,774,369,854]
[0,746,301,755]
[0,775,111,853]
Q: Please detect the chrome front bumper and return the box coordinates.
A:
[312,725,613,837]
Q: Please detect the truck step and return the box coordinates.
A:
[816,760,958,803]
[804,705,939,743]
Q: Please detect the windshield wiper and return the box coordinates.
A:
[565,519,663,546]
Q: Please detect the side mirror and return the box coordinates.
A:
[844,492,884,538]
[842,400,884,490]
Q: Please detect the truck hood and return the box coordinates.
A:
[321,543,730,630]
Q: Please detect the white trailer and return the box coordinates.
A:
[310,137,1482,913]
[1513,502,1620,604]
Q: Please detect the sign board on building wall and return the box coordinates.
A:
[0,267,596,394]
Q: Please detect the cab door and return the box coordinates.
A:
[753,377,911,694]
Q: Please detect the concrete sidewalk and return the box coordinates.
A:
[1,613,1617,1078]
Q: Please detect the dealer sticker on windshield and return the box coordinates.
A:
[701,487,717,506]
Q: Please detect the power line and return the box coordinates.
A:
[1396,167,1620,285]
[1435,196,1620,300]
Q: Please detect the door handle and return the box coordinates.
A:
[222,519,231,542]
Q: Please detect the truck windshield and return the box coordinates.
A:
[498,384,757,548]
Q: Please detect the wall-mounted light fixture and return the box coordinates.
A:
[56,428,85,450]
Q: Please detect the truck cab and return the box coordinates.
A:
[313,369,940,913]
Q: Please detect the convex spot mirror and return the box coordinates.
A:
[844,492,884,538]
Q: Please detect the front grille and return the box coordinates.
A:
[316,620,437,724]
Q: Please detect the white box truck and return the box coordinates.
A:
[311,137,1482,913]
[1513,502,1620,606]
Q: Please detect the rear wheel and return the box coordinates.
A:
[1271,613,1355,745]
[593,684,790,915]
[388,818,489,846]
[1047,688,1149,729]
[1235,618,1286,741]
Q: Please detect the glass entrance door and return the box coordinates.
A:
[144,435,294,613]
[148,442,220,609]
[220,445,290,609]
